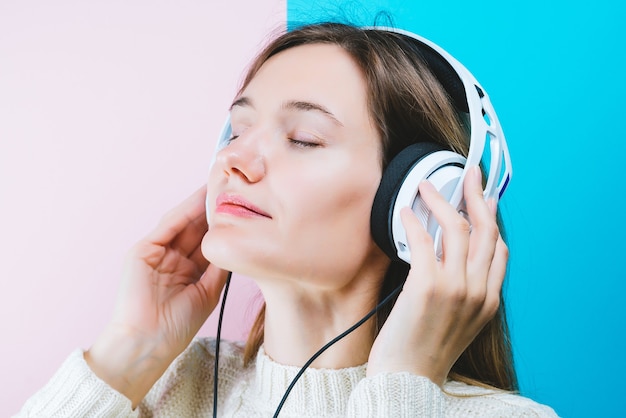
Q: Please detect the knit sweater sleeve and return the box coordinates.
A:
[345,373,560,418]
[14,349,137,418]
[15,339,244,418]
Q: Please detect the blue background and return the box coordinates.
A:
[288,1,625,416]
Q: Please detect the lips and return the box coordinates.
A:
[215,193,272,218]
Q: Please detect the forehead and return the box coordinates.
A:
[240,43,371,125]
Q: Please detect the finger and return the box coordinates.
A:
[146,185,208,253]
[418,180,470,269]
[482,234,508,318]
[464,166,499,275]
[188,243,210,275]
[195,264,230,309]
[171,265,230,334]
[170,211,208,258]
[399,207,437,290]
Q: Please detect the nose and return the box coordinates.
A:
[215,135,266,183]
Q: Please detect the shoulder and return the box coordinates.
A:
[157,337,246,383]
[177,337,246,371]
[443,380,559,417]
[140,338,247,415]
[163,337,246,383]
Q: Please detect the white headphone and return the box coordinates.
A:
[209,25,513,418]
[206,27,512,264]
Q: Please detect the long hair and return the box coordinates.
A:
[237,22,517,392]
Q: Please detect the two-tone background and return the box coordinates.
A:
[1,1,623,416]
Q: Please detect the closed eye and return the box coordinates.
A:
[289,138,322,148]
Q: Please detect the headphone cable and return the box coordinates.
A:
[272,283,403,417]
[212,271,232,418]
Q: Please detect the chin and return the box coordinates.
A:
[201,229,272,278]
[201,230,233,269]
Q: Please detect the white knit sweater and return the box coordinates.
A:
[16,338,558,417]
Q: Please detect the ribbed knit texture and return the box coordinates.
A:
[15,338,559,417]
[17,349,135,417]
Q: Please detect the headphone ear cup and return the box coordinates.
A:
[371,142,447,260]
[371,142,465,263]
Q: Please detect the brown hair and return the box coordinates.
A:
[238,22,517,392]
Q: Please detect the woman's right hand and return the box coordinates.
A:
[85,186,229,407]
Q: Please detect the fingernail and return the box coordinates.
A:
[419,179,434,191]
[472,166,482,183]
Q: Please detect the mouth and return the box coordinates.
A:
[215,193,272,219]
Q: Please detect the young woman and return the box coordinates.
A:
[18,23,558,417]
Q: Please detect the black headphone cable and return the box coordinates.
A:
[212,271,232,418]
[271,284,403,417]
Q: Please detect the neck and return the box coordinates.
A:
[259,279,380,369]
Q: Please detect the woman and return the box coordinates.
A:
[18,23,557,417]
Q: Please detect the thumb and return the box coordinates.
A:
[195,264,231,312]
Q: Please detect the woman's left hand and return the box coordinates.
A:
[366,166,509,386]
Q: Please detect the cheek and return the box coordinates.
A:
[290,177,382,282]
[283,168,380,246]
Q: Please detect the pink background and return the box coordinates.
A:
[0,1,285,414]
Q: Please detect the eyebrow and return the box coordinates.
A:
[230,96,344,127]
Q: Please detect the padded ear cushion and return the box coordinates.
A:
[370,141,449,260]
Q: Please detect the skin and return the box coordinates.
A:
[85,43,508,408]
[201,43,389,367]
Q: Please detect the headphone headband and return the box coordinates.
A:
[213,26,512,200]
[367,26,512,205]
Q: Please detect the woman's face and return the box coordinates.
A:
[201,43,389,288]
